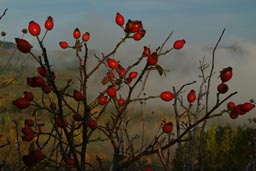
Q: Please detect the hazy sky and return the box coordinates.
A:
[1,0,256,124]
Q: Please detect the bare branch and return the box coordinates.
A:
[0,8,8,21]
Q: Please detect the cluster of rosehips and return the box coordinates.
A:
[59,27,90,49]
[217,67,232,94]
[21,119,35,141]
[115,12,146,41]
[15,16,54,53]
[22,149,44,168]
[227,101,255,119]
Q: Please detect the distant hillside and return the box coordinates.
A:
[0,40,16,49]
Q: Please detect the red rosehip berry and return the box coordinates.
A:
[229,110,238,119]
[87,119,97,129]
[115,12,125,27]
[24,119,34,127]
[44,16,54,30]
[107,87,117,98]
[162,122,173,133]
[82,32,90,42]
[234,104,246,115]
[13,97,30,109]
[147,52,158,65]
[220,67,233,82]
[55,117,68,128]
[98,95,108,105]
[21,127,34,141]
[59,41,68,49]
[107,58,119,69]
[28,21,41,36]
[116,65,126,77]
[160,91,174,102]
[133,32,142,41]
[24,91,34,101]
[217,83,229,94]
[73,28,81,39]
[37,66,49,77]
[107,71,115,80]
[117,98,125,107]
[173,39,186,50]
[143,46,151,56]
[73,90,84,101]
[187,90,196,103]
[242,102,255,112]
[124,19,134,33]
[42,84,52,94]
[35,76,45,87]
[227,101,236,110]
[130,20,142,33]
[15,38,32,53]
[129,72,138,79]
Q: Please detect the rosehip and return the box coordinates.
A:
[107,72,115,80]
[116,65,126,77]
[227,101,236,110]
[160,91,174,102]
[125,19,134,33]
[73,28,81,39]
[220,67,232,82]
[242,102,255,112]
[130,20,142,33]
[44,16,54,30]
[115,12,125,27]
[129,72,138,79]
[87,119,97,129]
[55,117,68,128]
[234,104,246,115]
[73,90,84,101]
[147,52,158,65]
[133,32,142,41]
[107,87,117,98]
[28,21,41,36]
[229,110,238,119]
[82,32,90,42]
[173,39,186,50]
[42,84,52,94]
[98,95,108,105]
[35,76,45,87]
[143,46,151,56]
[59,41,68,49]
[24,91,34,101]
[24,119,34,127]
[162,122,173,133]
[187,90,196,103]
[117,98,125,107]
[13,97,30,109]
[107,58,119,69]
[15,38,32,53]
[37,66,48,77]
[217,83,229,94]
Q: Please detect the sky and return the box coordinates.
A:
[1,0,256,124]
